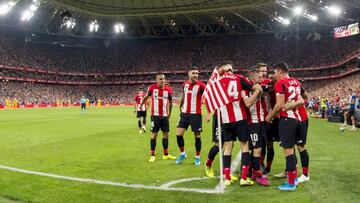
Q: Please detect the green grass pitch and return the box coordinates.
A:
[0,106,359,202]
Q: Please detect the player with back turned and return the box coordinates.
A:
[265,62,305,191]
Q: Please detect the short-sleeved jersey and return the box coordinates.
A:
[274,76,303,121]
[181,80,206,115]
[135,92,146,111]
[219,73,252,124]
[241,89,268,124]
[147,84,173,117]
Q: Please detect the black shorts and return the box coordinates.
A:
[137,111,147,118]
[248,123,267,149]
[222,120,249,143]
[348,109,355,117]
[296,119,309,146]
[81,103,86,109]
[150,116,169,133]
[211,115,234,143]
[177,113,202,132]
[279,117,300,148]
[267,118,280,142]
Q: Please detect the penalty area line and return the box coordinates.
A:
[0,165,219,194]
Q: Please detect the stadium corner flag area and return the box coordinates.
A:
[0,0,360,202]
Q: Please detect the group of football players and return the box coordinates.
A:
[134,61,310,191]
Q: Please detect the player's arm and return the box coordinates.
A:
[140,95,149,109]
[179,87,185,110]
[205,112,211,123]
[134,101,138,113]
[240,77,263,96]
[266,94,285,122]
[241,85,262,108]
[168,95,173,118]
[265,82,284,122]
[284,96,305,111]
[134,97,138,113]
[301,86,308,100]
[140,88,151,108]
[146,99,150,110]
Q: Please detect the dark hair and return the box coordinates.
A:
[274,62,289,73]
[189,64,199,71]
[268,70,275,75]
[191,64,199,69]
[218,61,233,68]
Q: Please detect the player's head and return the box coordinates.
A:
[273,62,289,80]
[247,66,262,84]
[188,66,199,83]
[218,61,233,75]
[268,69,276,82]
[156,74,166,87]
[256,63,268,78]
[138,88,144,93]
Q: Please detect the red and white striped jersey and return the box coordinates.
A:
[218,73,252,124]
[181,80,206,115]
[241,90,268,124]
[298,104,308,121]
[274,76,303,121]
[135,92,146,111]
[147,84,173,117]
[261,79,273,113]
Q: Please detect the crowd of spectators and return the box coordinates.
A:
[0,32,359,74]
[0,31,359,105]
[305,72,360,116]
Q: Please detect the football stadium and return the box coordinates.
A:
[0,0,360,202]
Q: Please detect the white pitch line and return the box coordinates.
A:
[0,165,219,194]
[160,177,209,188]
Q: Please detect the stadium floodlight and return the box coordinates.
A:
[293,6,303,15]
[89,20,99,32]
[29,4,38,12]
[0,4,10,15]
[0,1,16,16]
[65,19,76,29]
[283,18,290,25]
[309,14,318,21]
[114,23,125,33]
[8,1,15,6]
[326,5,341,16]
[66,20,72,28]
[275,16,290,25]
[20,1,40,21]
[21,10,33,21]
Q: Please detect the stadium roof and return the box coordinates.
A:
[0,0,359,38]
[49,0,272,17]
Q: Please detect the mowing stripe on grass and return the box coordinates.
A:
[0,165,220,194]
